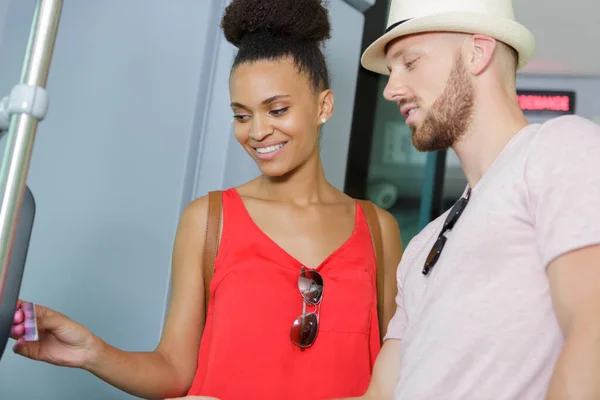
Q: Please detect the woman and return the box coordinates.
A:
[10,0,403,399]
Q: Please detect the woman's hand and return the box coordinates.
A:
[11,300,97,368]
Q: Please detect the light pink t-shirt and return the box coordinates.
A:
[386,115,600,400]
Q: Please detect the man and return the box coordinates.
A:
[347,0,600,399]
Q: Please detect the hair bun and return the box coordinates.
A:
[221,0,331,48]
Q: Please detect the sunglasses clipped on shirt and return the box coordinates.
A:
[423,188,472,276]
[290,266,323,349]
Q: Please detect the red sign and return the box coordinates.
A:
[516,90,575,115]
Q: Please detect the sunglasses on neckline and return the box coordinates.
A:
[290,266,323,349]
[423,188,472,276]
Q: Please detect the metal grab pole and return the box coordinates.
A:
[0,0,62,297]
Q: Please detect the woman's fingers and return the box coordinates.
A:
[14,309,24,324]
[10,323,25,338]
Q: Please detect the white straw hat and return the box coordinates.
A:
[361,0,536,75]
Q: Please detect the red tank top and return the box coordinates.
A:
[187,188,381,399]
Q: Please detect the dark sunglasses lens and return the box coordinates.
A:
[423,235,447,274]
[298,270,323,305]
[444,198,467,230]
[290,313,319,348]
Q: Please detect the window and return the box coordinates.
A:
[344,0,459,246]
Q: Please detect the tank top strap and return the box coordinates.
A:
[219,188,256,246]
[354,200,378,275]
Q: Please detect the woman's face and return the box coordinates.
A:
[229,57,333,177]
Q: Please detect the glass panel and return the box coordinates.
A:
[365,76,429,245]
[350,0,455,246]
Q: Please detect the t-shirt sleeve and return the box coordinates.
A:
[525,115,600,268]
[384,261,407,341]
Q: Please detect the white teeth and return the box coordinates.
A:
[408,108,418,115]
[256,143,284,154]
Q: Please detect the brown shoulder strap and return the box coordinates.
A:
[358,200,385,343]
[202,190,223,318]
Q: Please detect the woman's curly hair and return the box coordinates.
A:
[221,0,332,91]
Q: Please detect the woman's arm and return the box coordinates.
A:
[374,207,403,339]
[84,195,213,399]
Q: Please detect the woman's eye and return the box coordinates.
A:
[270,107,289,116]
[233,115,249,122]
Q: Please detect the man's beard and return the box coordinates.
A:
[407,52,475,152]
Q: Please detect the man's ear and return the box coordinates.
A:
[468,34,497,75]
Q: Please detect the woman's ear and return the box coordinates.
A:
[318,89,334,125]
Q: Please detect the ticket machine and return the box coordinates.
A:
[0,0,62,362]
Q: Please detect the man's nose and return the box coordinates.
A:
[383,71,409,103]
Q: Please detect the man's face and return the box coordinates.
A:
[383,32,475,152]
